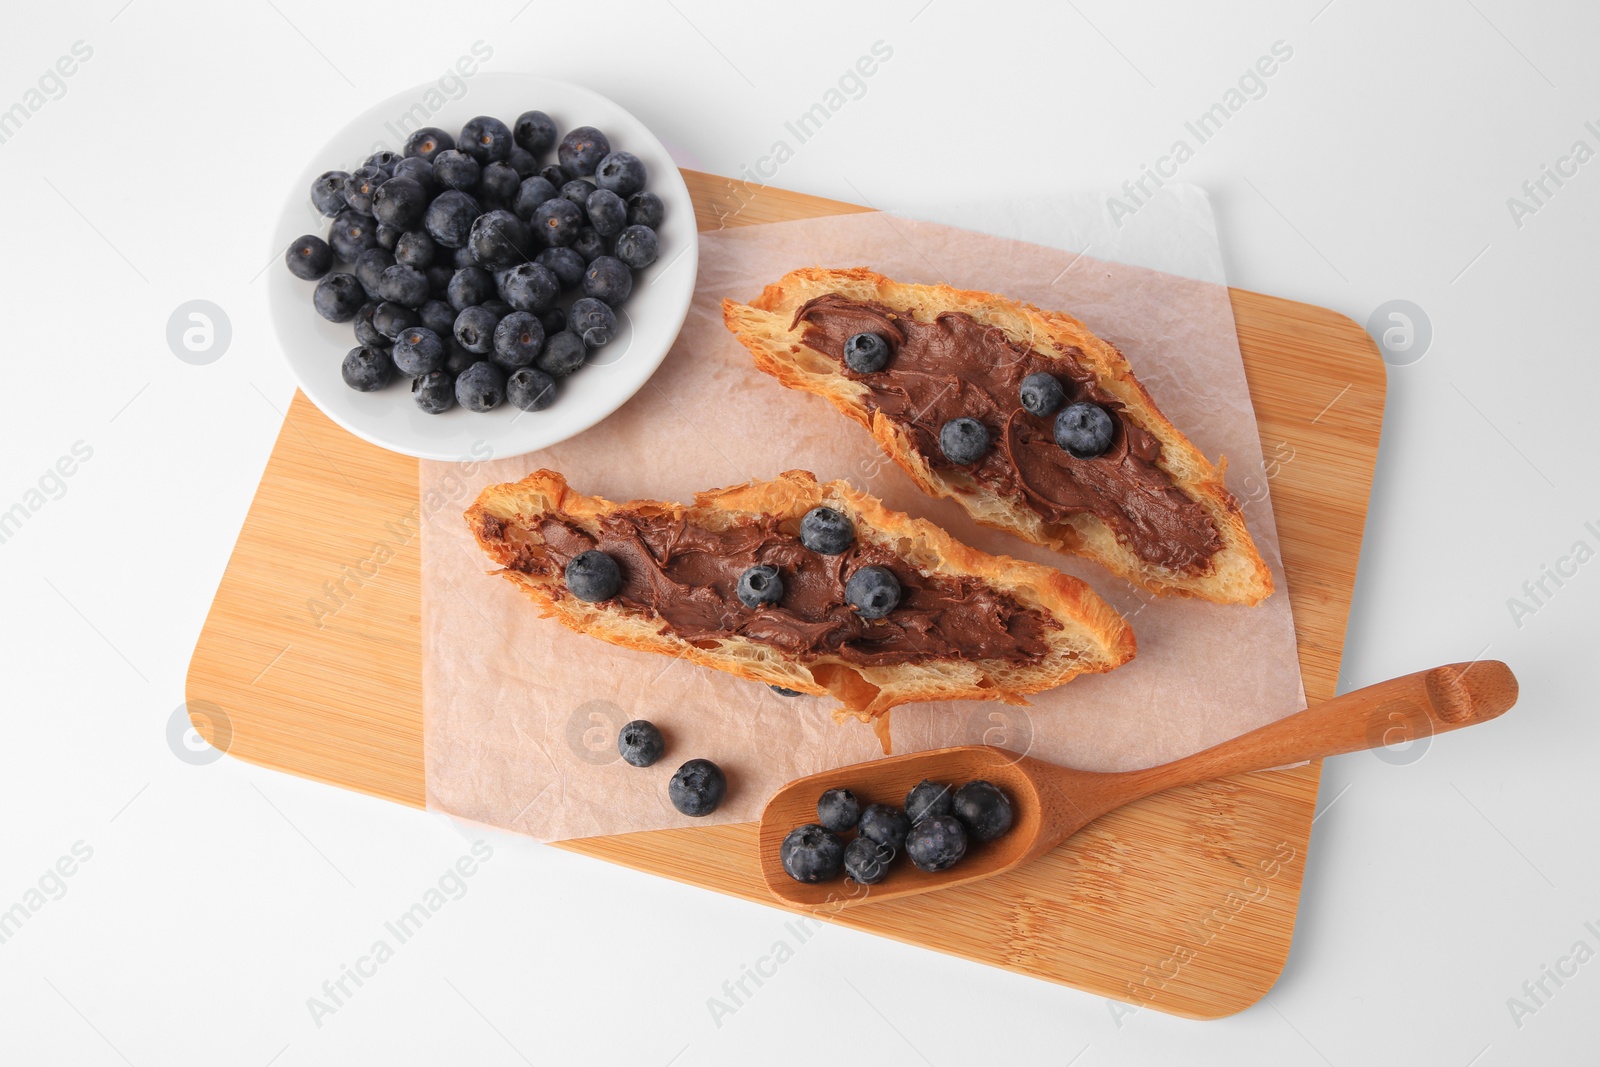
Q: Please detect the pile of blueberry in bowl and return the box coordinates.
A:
[779,777,1014,885]
[284,112,665,416]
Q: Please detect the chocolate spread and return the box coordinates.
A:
[790,294,1224,573]
[489,508,1059,667]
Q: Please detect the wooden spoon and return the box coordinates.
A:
[759,660,1517,909]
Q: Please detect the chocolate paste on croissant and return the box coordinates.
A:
[485,508,1059,667]
[791,294,1224,573]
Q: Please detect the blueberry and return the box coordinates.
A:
[582,255,632,304]
[468,209,534,270]
[502,367,553,415]
[939,417,990,465]
[1054,401,1115,459]
[670,758,727,818]
[858,804,911,851]
[328,210,379,261]
[373,301,419,340]
[285,235,332,280]
[571,227,606,264]
[513,176,558,220]
[533,197,584,246]
[585,188,627,237]
[312,273,364,323]
[443,338,477,378]
[559,179,595,210]
[431,149,481,191]
[506,366,558,412]
[374,222,402,251]
[563,547,617,598]
[352,303,385,348]
[372,176,426,228]
[506,145,538,178]
[799,506,853,554]
[568,297,618,346]
[393,230,436,269]
[453,305,500,354]
[1020,372,1065,417]
[594,150,646,197]
[497,263,560,313]
[377,264,429,308]
[845,566,900,619]
[354,248,395,300]
[455,359,505,412]
[617,719,664,768]
[426,264,454,300]
[424,189,482,249]
[736,564,783,609]
[311,170,348,217]
[459,115,513,163]
[626,190,665,229]
[492,311,544,368]
[536,330,586,378]
[951,781,1014,843]
[558,125,611,176]
[816,787,861,833]
[363,150,400,175]
[905,815,967,873]
[453,244,478,269]
[392,326,445,376]
[905,779,953,824]
[535,246,586,289]
[843,332,892,373]
[513,109,557,155]
[341,165,387,215]
[403,126,454,161]
[539,306,568,336]
[613,225,659,270]
[483,299,514,319]
[341,346,394,392]
[769,685,806,697]
[448,266,497,310]
[479,161,521,204]
[539,163,573,188]
[780,824,844,883]
[391,156,436,198]
[418,298,456,338]
[843,837,895,885]
[412,369,455,414]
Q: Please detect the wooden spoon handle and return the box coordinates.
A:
[1118,660,1517,798]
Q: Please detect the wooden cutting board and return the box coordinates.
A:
[186,170,1384,1019]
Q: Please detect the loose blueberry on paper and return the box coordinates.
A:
[617,719,665,768]
[285,113,664,415]
[669,759,727,817]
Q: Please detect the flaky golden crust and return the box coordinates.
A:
[465,469,1135,733]
[721,267,1274,605]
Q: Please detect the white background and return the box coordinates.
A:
[1,1,1595,1064]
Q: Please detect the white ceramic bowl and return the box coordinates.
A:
[268,73,697,461]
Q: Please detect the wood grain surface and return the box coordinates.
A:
[186,169,1386,1018]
